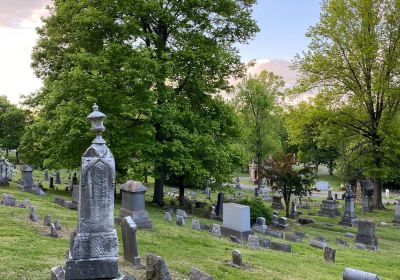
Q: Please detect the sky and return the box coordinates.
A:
[0,0,321,104]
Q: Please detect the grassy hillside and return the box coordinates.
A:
[0,171,399,279]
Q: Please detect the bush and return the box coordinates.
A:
[237,197,272,225]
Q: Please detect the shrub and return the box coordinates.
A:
[237,197,272,225]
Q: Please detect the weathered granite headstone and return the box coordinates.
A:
[51,266,65,280]
[259,238,271,248]
[145,253,172,280]
[50,223,60,238]
[117,180,153,229]
[71,184,79,208]
[121,216,142,267]
[1,193,16,206]
[270,241,292,253]
[51,104,119,280]
[231,250,243,267]
[215,192,224,217]
[164,212,172,222]
[355,220,378,250]
[252,216,268,234]
[211,224,221,237]
[29,207,38,222]
[44,170,49,181]
[55,170,61,184]
[272,195,283,209]
[221,203,250,240]
[339,185,358,227]
[54,219,62,230]
[284,233,302,243]
[44,215,52,226]
[247,234,260,249]
[20,165,34,191]
[176,215,185,226]
[324,246,336,263]
[343,268,380,280]
[393,202,400,224]
[362,196,373,213]
[192,219,201,230]
[189,268,213,280]
[266,228,283,239]
[318,200,340,217]
[276,217,289,230]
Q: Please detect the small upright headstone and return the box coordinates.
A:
[44,215,51,226]
[215,192,224,217]
[176,215,185,226]
[19,198,29,208]
[339,185,358,227]
[211,224,221,237]
[165,212,172,222]
[252,216,267,234]
[231,250,243,267]
[289,201,298,219]
[121,216,142,267]
[276,217,289,230]
[29,207,38,222]
[176,209,188,218]
[20,165,34,191]
[49,223,60,238]
[55,170,61,184]
[324,246,336,263]
[54,219,62,230]
[72,172,78,185]
[145,253,172,280]
[192,219,201,230]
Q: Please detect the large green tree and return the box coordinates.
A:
[0,96,27,161]
[233,70,283,192]
[294,0,400,208]
[21,0,258,205]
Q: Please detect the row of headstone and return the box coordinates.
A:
[1,193,29,208]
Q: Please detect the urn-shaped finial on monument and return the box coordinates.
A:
[87,103,106,144]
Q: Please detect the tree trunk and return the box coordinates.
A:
[143,167,148,183]
[283,193,290,218]
[178,184,185,206]
[15,150,19,163]
[152,163,166,206]
[5,149,8,156]
[372,178,384,209]
[314,162,319,177]
[328,161,334,175]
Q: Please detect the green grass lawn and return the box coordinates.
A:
[0,172,400,279]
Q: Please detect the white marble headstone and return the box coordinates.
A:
[222,203,250,232]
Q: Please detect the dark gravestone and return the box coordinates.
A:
[230,235,242,244]
[324,246,336,263]
[19,198,30,208]
[189,268,213,280]
[44,215,52,226]
[394,202,400,224]
[259,238,271,248]
[270,241,291,253]
[72,173,78,185]
[272,196,283,209]
[362,196,373,213]
[49,177,54,189]
[336,238,349,247]
[215,192,224,217]
[231,250,243,267]
[55,170,61,184]
[335,193,338,200]
[44,170,49,181]
[54,219,62,230]
[121,216,142,267]
[309,239,327,249]
[342,268,380,280]
[29,207,38,222]
[327,189,334,200]
[56,104,119,280]
[145,253,172,280]
[20,165,34,191]
[355,220,378,250]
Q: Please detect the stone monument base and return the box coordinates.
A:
[51,265,136,280]
[221,226,251,241]
[116,209,153,229]
[64,256,119,280]
[339,217,358,227]
[318,200,340,217]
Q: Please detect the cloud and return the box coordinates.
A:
[0,0,50,28]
